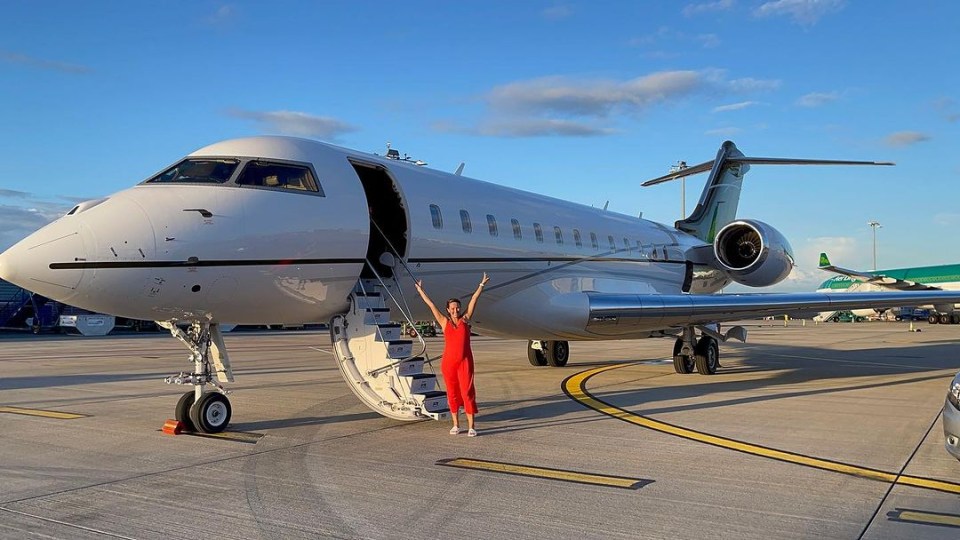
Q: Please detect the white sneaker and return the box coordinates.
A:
[449,426,461,435]
[467,429,477,437]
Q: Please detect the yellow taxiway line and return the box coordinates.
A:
[562,362,960,495]
[0,406,86,419]
[438,457,650,489]
[888,508,960,528]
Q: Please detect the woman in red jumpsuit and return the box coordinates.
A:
[415,273,489,437]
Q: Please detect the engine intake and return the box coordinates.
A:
[714,219,794,287]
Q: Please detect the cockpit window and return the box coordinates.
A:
[236,161,322,194]
[147,159,239,184]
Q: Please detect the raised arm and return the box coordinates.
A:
[414,280,447,329]
[464,272,490,320]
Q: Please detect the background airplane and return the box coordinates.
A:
[3,137,960,434]
[817,253,960,324]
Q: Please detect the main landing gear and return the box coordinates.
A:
[527,340,569,367]
[160,321,235,433]
[672,324,745,375]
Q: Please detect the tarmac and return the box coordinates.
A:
[2,320,960,539]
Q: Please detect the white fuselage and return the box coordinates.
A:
[0,137,725,340]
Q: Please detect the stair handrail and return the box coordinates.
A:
[362,258,436,378]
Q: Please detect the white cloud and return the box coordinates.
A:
[933,213,960,227]
[697,33,722,48]
[461,70,778,138]
[206,4,236,25]
[0,204,70,252]
[477,119,615,137]
[541,5,573,20]
[712,101,759,113]
[932,97,959,123]
[796,91,840,107]
[487,71,778,118]
[0,49,92,74]
[883,131,930,147]
[705,126,741,137]
[225,109,358,141]
[754,0,845,26]
[682,0,735,17]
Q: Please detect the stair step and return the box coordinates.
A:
[385,340,413,359]
[354,292,385,310]
[396,357,425,376]
[404,373,437,393]
[375,323,402,342]
[363,308,390,325]
[424,408,450,421]
[415,390,448,413]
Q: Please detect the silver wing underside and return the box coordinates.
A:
[586,290,960,334]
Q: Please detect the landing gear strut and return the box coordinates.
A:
[160,321,235,433]
[527,340,570,367]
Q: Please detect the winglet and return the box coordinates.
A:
[818,252,831,268]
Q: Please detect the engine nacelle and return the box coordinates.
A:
[713,219,794,287]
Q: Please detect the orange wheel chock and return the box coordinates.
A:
[162,419,184,435]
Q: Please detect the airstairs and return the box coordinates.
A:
[330,271,449,422]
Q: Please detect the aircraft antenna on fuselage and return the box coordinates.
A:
[379,142,427,166]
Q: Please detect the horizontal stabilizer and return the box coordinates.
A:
[642,155,893,186]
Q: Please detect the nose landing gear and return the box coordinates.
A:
[160,321,235,433]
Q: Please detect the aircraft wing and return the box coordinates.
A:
[818,252,940,291]
[586,290,960,331]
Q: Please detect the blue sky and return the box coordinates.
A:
[1,0,957,291]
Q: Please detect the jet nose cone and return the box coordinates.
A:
[0,218,88,302]
[0,246,14,284]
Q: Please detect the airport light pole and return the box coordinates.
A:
[670,161,688,219]
[868,220,882,270]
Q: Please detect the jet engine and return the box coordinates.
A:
[713,219,794,287]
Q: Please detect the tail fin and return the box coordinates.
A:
[675,141,746,242]
[642,141,893,243]
[818,252,831,268]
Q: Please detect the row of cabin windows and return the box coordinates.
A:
[429,204,647,255]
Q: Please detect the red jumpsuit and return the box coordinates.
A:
[441,319,478,414]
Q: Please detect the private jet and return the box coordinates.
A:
[3,136,960,433]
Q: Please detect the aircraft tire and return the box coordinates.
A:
[545,340,569,367]
[694,337,719,375]
[527,341,547,366]
[175,391,196,432]
[190,392,232,434]
[672,338,693,374]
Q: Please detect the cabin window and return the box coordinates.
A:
[511,219,522,240]
[608,235,616,251]
[429,204,443,229]
[554,226,563,245]
[146,158,240,184]
[236,161,322,194]
[623,238,631,253]
[460,210,472,233]
[533,223,544,243]
[590,232,599,250]
[573,229,582,248]
[487,214,498,237]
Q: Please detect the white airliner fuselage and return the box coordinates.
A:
[0,137,719,339]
